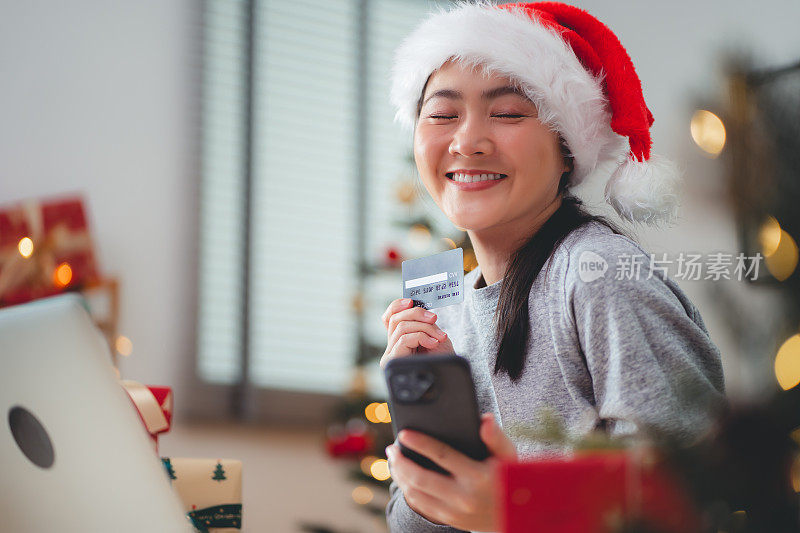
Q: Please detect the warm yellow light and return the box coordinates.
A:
[759,216,782,257]
[364,402,381,424]
[352,485,374,505]
[442,237,456,250]
[764,229,798,282]
[370,458,391,481]
[54,262,73,287]
[375,402,391,423]
[116,335,133,357]
[792,455,800,493]
[690,110,726,156]
[775,334,800,390]
[360,455,378,475]
[408,224,432,250]
[18,237,34,258]
[463,249,478,273]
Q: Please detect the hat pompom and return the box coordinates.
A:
[604,153,681,226]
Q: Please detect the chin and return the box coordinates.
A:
[446,212,500,232]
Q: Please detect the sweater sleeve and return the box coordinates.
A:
[385,480,467,533]
[564,234,726,443]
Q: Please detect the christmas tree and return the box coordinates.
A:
[161,457,176,481]
[212,462,226,482]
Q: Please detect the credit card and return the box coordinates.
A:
[401,248,464,310]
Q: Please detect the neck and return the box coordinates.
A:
[468,194,563,287]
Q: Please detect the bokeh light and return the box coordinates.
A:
[463,249,478,273]
[442,237,456,250]
[116,335,133,357]
[17,237,34,258]
[690,109,726,156]
[759,216,782,257]
[370,458,391,481]
[360,455,378,475]
[364,402,380,424]
[375,402,391,423]
[408,224,432,251]
[352,485,374,505]
[54,262,73,287]
[775,334,800,390]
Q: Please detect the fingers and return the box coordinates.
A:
[380,331,441,368]
[387,306,439,338]
[381,298,413,327]
[479,414,517,460]
[397,429,477,476]
[387,319,447,350]
[386,444,459,511]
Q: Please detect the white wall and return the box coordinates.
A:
[0,0,200,408]
[1,0,798,409]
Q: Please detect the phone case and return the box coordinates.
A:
[384,354,488,475]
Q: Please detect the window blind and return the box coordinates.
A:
[197,0,249,384]
[198,0,449,395]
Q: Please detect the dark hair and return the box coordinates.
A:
[492,138,633,381]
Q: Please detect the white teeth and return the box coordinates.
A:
[450,172,505,183]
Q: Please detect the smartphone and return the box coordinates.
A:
[384,354,489,475]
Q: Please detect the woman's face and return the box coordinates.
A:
[414,60,568,233]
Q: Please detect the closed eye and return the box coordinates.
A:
[429,115,457,119]
[493,114,527,118]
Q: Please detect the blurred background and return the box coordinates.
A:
[1,0,799,531]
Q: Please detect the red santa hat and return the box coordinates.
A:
[390,1,680,226]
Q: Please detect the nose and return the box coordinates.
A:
[448,116,493,157]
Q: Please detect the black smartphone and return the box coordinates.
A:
[384,353,489,475]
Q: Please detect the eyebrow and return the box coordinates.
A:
[421,85,530,107]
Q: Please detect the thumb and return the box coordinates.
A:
[480,413,516,460]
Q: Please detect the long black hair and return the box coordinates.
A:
[492,138,634,381]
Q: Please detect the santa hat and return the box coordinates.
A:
[390,1,680,226]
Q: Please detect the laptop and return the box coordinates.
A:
[0,294,193,532]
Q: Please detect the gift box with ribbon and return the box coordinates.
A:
[121,380,173,453]
[161,457,243,532]
[499,450,701,533]
[0,196,100,306]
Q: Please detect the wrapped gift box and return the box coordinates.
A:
[162,457,243,532]
[0,196,99,306]
[121,381,173,453]
[499,450,701,533]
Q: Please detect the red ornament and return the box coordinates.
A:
[383,246,402,268]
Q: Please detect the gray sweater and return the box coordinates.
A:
[385,221,726,532]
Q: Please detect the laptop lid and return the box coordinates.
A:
[0,294,192,532]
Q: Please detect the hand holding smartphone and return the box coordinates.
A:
[384,354,488,475]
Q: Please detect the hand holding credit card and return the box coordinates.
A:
[401,248,465,310]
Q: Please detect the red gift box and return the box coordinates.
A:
[499,450,701,533]
[121,380,173,454]
[0,196,100,306]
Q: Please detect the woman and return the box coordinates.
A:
[379,2,726,532]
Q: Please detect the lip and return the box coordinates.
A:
[445,172,508,192]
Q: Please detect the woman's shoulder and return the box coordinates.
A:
[545,220,650,285]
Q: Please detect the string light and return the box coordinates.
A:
[370,458,391,481]
[375,402,391,423]
[690,110,726,156]
[116,336,133,357]
[18,237,34,258]
[360,455,378,476]
[364,402,381,424]
[352,486,374,505]
[54,262,73,287]
[775,334,800,390]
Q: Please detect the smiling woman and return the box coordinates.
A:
[379,2,726,532]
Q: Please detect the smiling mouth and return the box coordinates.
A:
[445,172,508,183]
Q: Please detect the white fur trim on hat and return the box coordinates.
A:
[604,154,681,226]
[390,1,628,187]
[390,1,682,226]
